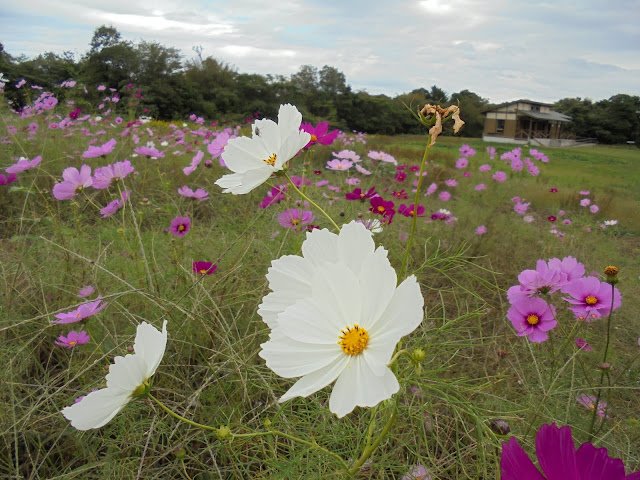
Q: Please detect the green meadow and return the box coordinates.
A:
[1,113,640,480]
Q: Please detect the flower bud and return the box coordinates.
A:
[489,418,511,435]
[604,265,619,285]
[412,348,427,362]
[216,425,231,440]
[264,418,272,428]
[599,362,611,371]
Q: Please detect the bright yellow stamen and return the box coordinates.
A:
[526,314,540,325]
[377,206,385,213]
[199,269,208,274]
[291,218,300,225]
[585,295,598,305]
[69,340,77,346]
[263,153,277,166]
[310,134,318,142]
[338,325,370,356]
[337,166,343,169]
[178,224,185,231]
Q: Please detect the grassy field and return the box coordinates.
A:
[1,107,640,479]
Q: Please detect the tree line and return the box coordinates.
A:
[1,26,638,143]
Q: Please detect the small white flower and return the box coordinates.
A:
[61,321,167,430]
[604,220,618,226]
[259,222,424,417]
[215,104,311,194]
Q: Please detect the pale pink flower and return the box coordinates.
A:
[53,165,93,200]
[178,185,209,200]
[326,159,353,171]
[6,155,41,174]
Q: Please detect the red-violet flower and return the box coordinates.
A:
[345,187,377,201]
[192,261,217,275]
[369,196,396,224]
[300,121,339,148]
[170,216,191,237]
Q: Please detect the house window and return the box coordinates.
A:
[531,105,540,112]
[496,119,505,134]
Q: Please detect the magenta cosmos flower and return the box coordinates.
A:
[300,120,339,148]
[507,259,566,303]
[52,165,93,200]
[507,297,557,342]
[100,190,130,218]
[493,171,507,182]
[82,138,117,158]
[0,173,18,185]
[398,203,425,217]
[55,330,90,348]
[277,208,315,231]
[369,196,396,224]
[345,187,377,201]
[501,423,640,480]
[52,297,107,324]
[170,216,191,237]
[6,155,41,174]
[192,261,217,275]
[563,277,621,321]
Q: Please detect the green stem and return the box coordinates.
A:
[149,393,219,431]
[284,173,340,232]
[399,136,431,280]
[348,402,398,477]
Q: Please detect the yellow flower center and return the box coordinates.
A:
[263,153,277,166]
[199,269,208,274]
[377,206,385,213]
[585,295,598,305]
[526,314,540,325]
[338,325,369,356]
[69,340,77,346]
[310,134,318,142]
[337,165,343,169]
[178,224,185,231]
[291,218,300,225]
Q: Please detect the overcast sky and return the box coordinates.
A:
[2,0,639,104]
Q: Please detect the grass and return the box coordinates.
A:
[1,106,640,479]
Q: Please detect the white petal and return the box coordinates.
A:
[329,356,399,418]
[259,329,341,377]
[301,227,339,266]
[133,320,167,379]
[62,387,130,430]
[337,221,377,275]
[252,118,281,154]
[279,354,349,402]
[265,255,313,292]
[258,290,305,329]
[309,262,362,331]
[277,104,303,136]
[106,354,146,392]
[276,298,343,344]
[368,275,424,341]
[277,130,310,168]
[358,248,397,330]
[215,168,273,194]
[222,136,270,173]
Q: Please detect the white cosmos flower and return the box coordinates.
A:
[215,104,311,194]
[258,222,424,417]
[61,321,168,430]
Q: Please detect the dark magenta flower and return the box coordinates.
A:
[501,423,640,480]
[192,261,217,275]
[398,203,425,217]
[548,215,557,222]
[170,216,191,237]
[260,185,287,209]
[0,173,18,185]
[345,187,377,201]
[369,196,396,224]
[300,121,339,148]
[395,171,407,182]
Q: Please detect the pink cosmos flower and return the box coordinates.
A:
[425,182,438,196]
[82,138,117,158]
[398,203,425,217]
[55,330,90,348]
[367,150,397,164]
[345,177,361,186]
[479,164,491,172]
[277,208,315,231]
[395,171,407,182]
[192,261,217,275]
[475,225,487,235]
[455,158,468,169]
[401,464,431,480]
[170,216,191,237]
[492,171,507,182]
[52,297,107,324]
[0,173,18,185]
[590,205,599,213]
[580,190,590,195]
[575,338,593,351]
[459,145,476,157]
[6,155,41,174]
[134,146,164,158]
[563,277,621,321]
[300,121,339,148]
[92,160,135,189]
[580,198,591,207]
[333,150,361,162]
[355,164,371,175]
[52,165,93,200]
[260,185,287,208]
[475,184,487,191]
[207,131,235,164]
[501,423,640,480]
[486,146,496,159]
[445,179,457,187]
[547,256,585,291]
[507,297,557,342]
[576,393,609,418]
[523,215,534,223]
[100,190,130,218]
[507,260,567,303]
[183,150,204,175]
[438,191,451,202]
[326,159,353,171]
[77,285,94,298]
[514,202,531,215]
[178,185,209,200]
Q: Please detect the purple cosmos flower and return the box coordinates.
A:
[52,297,107,324]
[501,423,640,480]
[82,138,117,158]
[563,277,621,321]
[55,330,90,348]
[576,393,609,418]
[514,202,531,215]
[398,203,425,217]
[100,190,130,218]
[575,338,593,351]
[547,256,585,292]
[52,165,93,200]
[401,464,431,480]
[507,297,557,342]
[178,185,209,200]
[192,261,217,275]
[77,285,94,298]
[455,158,469,169]
[345,187,377,201]
[134,146,164,158]
[92,160,135,189]
[170,216,191,237]
[207,131,235,162]
[301,121,339,148]
[260,185,287,208]
[369,196,396,224]
[459,144,476,157]
[6,155,41,174]
[444,179,457,187]
[326,159,353,171]
[0,173,18,185]
[507,260,566,304]
[590,205,599,213]
[183,150,204,175]
[493,171,507,182]
[479,164,491,172]
[438,191,451,202]
[476,225,487,235]
[277,208,315,231]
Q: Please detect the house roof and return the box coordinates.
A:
[519,110,572,122]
